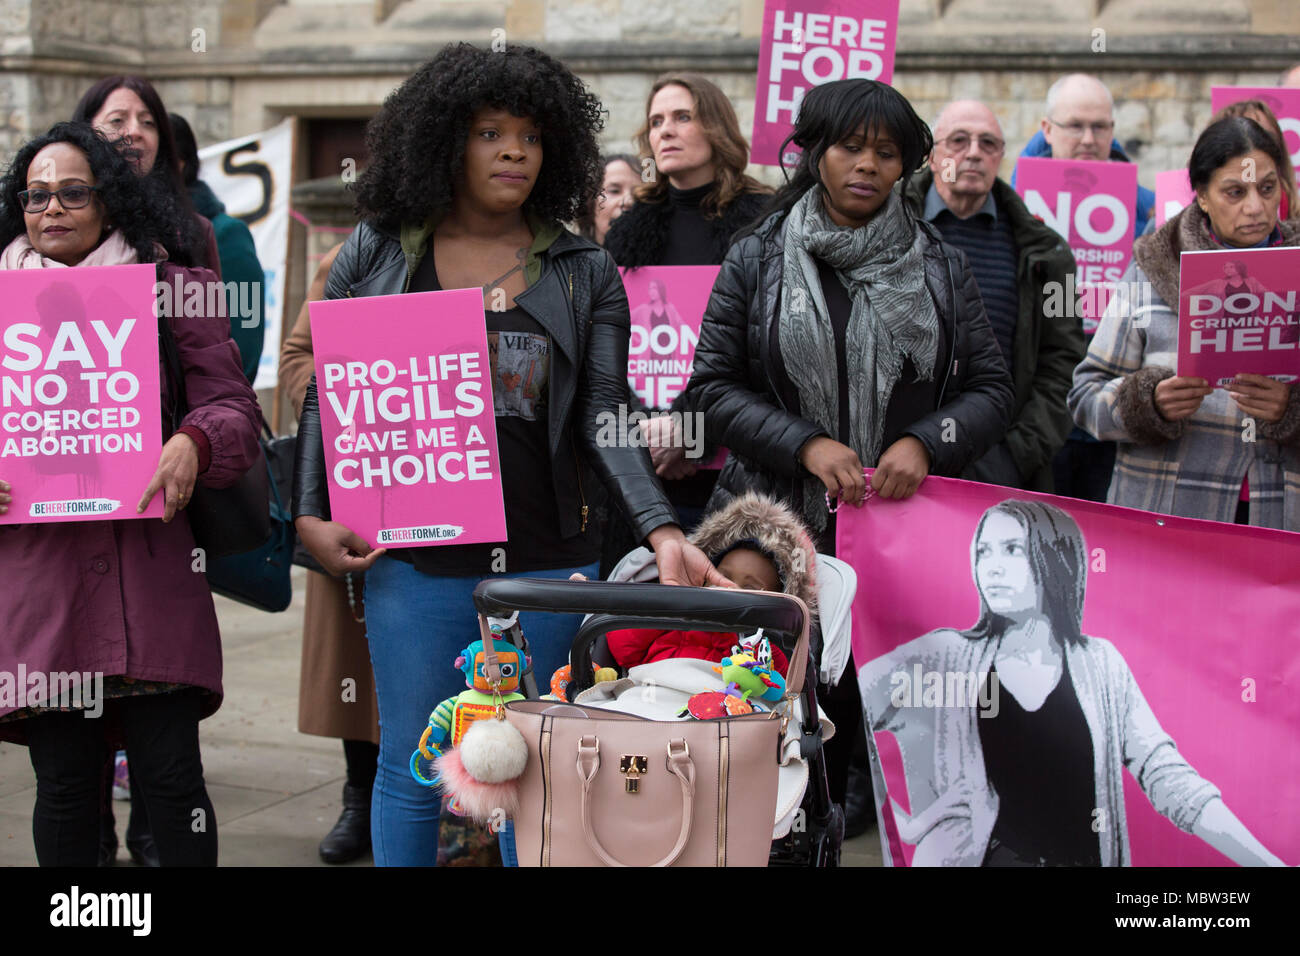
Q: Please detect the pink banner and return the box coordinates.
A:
[1154,169,1195,229]
[1211,86,1300,166]
[0,264,163,524]
[843,475,1300,867]
[751,0,899,167]
[1016,157,1137,335]
[621,266,725,469]
[309,289,506,548]
[1176,247,1300,387]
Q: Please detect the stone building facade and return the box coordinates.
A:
[2,0,1297,417]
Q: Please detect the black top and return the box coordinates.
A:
[659,182,720,266]
[389,255,601,576]
[978,657,1101,866]
[929,198,1020,371]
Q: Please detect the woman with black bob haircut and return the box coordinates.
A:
[0,122,261,866]
[682,78,1014,810]
[292,42,731,867]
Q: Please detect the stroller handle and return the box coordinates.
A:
[472,579,808,641]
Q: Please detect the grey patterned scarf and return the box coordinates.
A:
[779,187,939,530]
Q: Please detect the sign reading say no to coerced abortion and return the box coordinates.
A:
[0,264,163,525]
[1176,247,1300,387]
[1016,157,1138,335]
[310,289,506,548]
[752,0,899,168]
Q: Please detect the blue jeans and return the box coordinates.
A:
[363,556,598,866]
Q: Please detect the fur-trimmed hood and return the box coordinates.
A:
[603,190,771,267]
[689,492,819,617]
[1134,204,1300,308]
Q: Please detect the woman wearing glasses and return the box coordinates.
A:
[0,122,261,866]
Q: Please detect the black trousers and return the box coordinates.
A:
[1050,437,1117,503]
[25,691,217,866]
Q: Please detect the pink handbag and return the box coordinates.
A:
[503,593,811,867]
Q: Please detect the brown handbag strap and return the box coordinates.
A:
[476,614,503,686]
[576,735,696,867]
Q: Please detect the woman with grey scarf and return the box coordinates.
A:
[682,79,1014,811]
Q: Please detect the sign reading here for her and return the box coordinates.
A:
[1016,157,1137,336]
[1177,247,1300,387]
[751,0,899,167]
[309,288,506,548]
[0,264,163,525]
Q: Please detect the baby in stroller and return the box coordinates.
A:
[602,492,819,679]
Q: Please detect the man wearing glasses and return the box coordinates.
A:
[1010,73,1153,503]
[902,100,1083,493]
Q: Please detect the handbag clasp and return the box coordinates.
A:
[619,754,648,793]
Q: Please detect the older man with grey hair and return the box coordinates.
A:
[903,100,1082,492]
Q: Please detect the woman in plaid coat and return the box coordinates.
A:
[1070,116,1300,530]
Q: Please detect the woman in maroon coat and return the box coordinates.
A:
[0,123,261,866]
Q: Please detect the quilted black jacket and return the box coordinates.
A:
[291,220,678,543]
[682,208,1015,512]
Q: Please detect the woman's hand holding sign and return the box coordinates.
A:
[294,515,387,576]
[137,432,200,522]
[1227,374,1290,423]
[1154,376,1212,422]
[800,436,867,506]
[0,478,9,515]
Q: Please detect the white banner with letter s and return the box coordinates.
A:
[198,118,293,390]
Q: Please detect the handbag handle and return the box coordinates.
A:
[576,736,695,867]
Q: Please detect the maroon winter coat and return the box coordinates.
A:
[0,262,262,742]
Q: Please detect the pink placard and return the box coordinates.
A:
[1154,168,1195,229]
[1176,247,1300,387]
[309,289,506,548]
[1017,157,1137,335]
[843,475,1300,867]
[1211,86,1300,166]
[752,0,899,168]
[621,265,726,469]
[0,264,163,524]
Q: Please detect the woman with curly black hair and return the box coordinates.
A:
[0,122,262,866]
[291,42,731,867]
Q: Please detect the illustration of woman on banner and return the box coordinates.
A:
[629,278,683,330]
[859,498,1285,867]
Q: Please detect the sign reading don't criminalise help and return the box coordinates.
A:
[0,264,163,524]
[310,288,506,548]
[1176,247,1300,387]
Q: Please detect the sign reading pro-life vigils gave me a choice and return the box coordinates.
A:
[310,288,506,548]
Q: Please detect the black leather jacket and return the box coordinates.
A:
[682,209,1015,511]
[291,220,678,543]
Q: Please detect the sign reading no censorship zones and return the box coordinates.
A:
[310,288,506,548]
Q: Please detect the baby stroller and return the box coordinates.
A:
[474,554,854,867]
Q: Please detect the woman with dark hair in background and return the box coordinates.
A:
[1070,116,1300,530]
[859,499,1283,866]
[170,113,267,385]
[74,77,230,865]
[574,154,640,245]
[599,72,773,574]
[1211,100,1298,220]
[73,75,220,275]
[0,122,261,867]
[682,78,1015,817]
[291,42,730,866]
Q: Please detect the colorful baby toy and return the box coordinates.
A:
[410,631,531,823]
[682,635,787,720]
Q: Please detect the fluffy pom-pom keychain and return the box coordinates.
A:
[434,716,529,822]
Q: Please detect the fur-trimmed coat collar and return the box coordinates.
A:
[603,190,771,267]
[688,492,819,617]
[1134,204,1300,308]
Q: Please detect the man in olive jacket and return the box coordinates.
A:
[903,100,1083,492]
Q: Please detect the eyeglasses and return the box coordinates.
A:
[17,185,99,213]
[939,132,1005,155]
[1048,118,1115,139]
